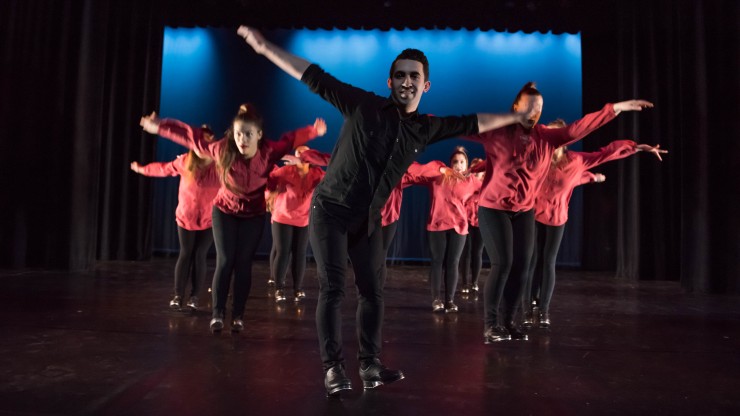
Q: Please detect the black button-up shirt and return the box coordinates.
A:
[301,64,479,230]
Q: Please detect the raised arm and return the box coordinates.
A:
[238,26,311,81]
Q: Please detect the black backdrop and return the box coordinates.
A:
[1,0,737,294]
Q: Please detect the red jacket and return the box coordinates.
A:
[535,140,637,226]
[382,161,445,227]
[465,104,617,212]
[408,167,479,235]
[137,154,220,230]
[158,119,319,218]
[267,164,325,227]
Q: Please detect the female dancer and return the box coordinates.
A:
[267,145,325,303]
[523,119,667,328]
[459,158,485,294]
[412,147,479,313]
[130,127,219,311]
[466,82,653,342]
[140,105,326,333]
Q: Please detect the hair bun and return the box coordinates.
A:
[238,104,249,115]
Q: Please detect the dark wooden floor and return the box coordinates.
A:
[1,259,739,416]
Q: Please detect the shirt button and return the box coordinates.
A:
[389,155,393,160]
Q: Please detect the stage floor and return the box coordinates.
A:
[1,259,739,415]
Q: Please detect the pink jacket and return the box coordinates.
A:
[465,104,618,212]
[158,119,319,218]
[534,140,637,226]
[137,153,219,230]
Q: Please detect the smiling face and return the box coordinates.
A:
[387,59,430,114]
[232,120,263,158]
[450,153,468,173]
[514,94,544,130]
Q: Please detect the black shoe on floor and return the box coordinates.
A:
[359,359,405,389]
[538,311,551,328]
[505,322,529,340]
[324,364,352,396]
[483,326,511,343]
[522,308,534,328]
[169,296,182,310]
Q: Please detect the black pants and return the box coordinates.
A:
[478,207,535,328]
[525,222,565,313]
[271,221,309,291]
[211,207,265,320]
[174,226,214,299]
[381,221,399,283]
[310,202,385,370]
[428,229,466,302]
[459,225,484,286]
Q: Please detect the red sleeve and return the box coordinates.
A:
[539,103,618,148]
[578,140,637,169]
[300,149,331,166]
[469,159,486,174]
[137,155,184,177]
[157,119,220,158]
[402,161,445,188]
[276,125,320,153]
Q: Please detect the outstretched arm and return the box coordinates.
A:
[238,26,311,80]
[476,112,528,134]
[636,143,668,161]
[613,99,654,115]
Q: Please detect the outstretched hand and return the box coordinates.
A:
[313,118,327,136]
[593,173,606,183]
[140,112,160,134]
[237,26,267,54]
[613,99,654,114]
[130,161,143,174]
[281,154,301,166]
[636,143,668,161]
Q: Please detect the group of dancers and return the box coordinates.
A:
[131,26,665,396]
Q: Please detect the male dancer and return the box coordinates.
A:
[237,26,529,396]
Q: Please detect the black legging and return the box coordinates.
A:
[211,207,265,320]
[478,207,535,328]
[525,221,565,313]
[428,229,467,303]
[174,226,214,299]
[271,221,309,291]
[381,221,399,283]
[459,225,484,287]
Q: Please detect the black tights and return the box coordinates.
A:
[478,207,535,328]
[428,230,466,302]
[271,222,309,291]
[525,222,565,313]
[174,227,213,299]
[459,226,484,287]
[211,207,265,320]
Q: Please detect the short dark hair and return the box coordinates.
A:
[389,48,429,81]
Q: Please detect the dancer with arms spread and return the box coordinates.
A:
[140,105,325,334]
[237,25,530,395]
